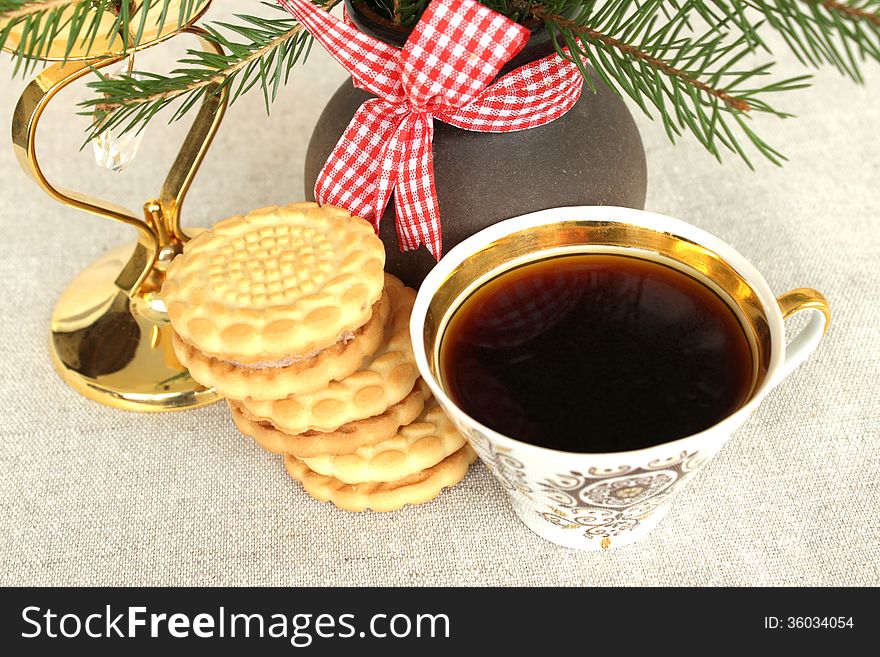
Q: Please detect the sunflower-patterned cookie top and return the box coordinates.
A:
[162,202,384,364]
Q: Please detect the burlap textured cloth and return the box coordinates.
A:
[0,8,876,585]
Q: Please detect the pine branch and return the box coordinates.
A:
[534,1,814,167]
[6,0,876,166]
[821,0,880,25]
[1,0,79,20]
[748,0,880,81]
[79,1,340,141]
[532,5,752,111]
[0,1,203,72]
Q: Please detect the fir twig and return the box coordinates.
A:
[533,0,814,166]
[749,0,880,81]
[821,0,880,24]
[532,4,752,111]
[4,0,877,166]
[0,1,203,72]
[79,1,340,141]
[1,0,80,20]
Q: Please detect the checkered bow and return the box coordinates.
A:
[277,0,584,258]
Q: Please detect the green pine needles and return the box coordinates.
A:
[0,1,205,73]
[86,1,322,144]
[1,0,878,167]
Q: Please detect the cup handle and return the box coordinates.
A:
[775,288,831,383]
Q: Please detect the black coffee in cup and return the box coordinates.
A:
[439,254,754,452]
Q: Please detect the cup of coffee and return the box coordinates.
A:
[410,206,830,550]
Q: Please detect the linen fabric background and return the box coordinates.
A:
[0,3,877,586]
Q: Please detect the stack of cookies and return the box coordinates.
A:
[162,202,475,512]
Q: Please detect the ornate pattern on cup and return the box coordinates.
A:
[460,423,711,546]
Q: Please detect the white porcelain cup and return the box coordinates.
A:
[410,206,830,550]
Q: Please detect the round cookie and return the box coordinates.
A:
[301,401,466,484]
[237,276,419,433]
[229,380,430,458]
[283,445,477,512]
[172,279,392,400]
[162,202,385,364]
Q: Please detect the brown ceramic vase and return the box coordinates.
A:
[304,0,647,288]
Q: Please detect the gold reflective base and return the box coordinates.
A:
[50,241,220,412]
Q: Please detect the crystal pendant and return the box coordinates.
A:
[92,66,146,173]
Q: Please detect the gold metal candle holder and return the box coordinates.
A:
[7,1,227,411]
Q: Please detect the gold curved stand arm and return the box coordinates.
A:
[11,28,229,412]
[159,30,229,245]
[11,26,228,299]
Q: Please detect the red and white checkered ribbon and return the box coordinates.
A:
[278,0,584,258]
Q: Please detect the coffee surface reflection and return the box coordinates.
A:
[439,254,754,452]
